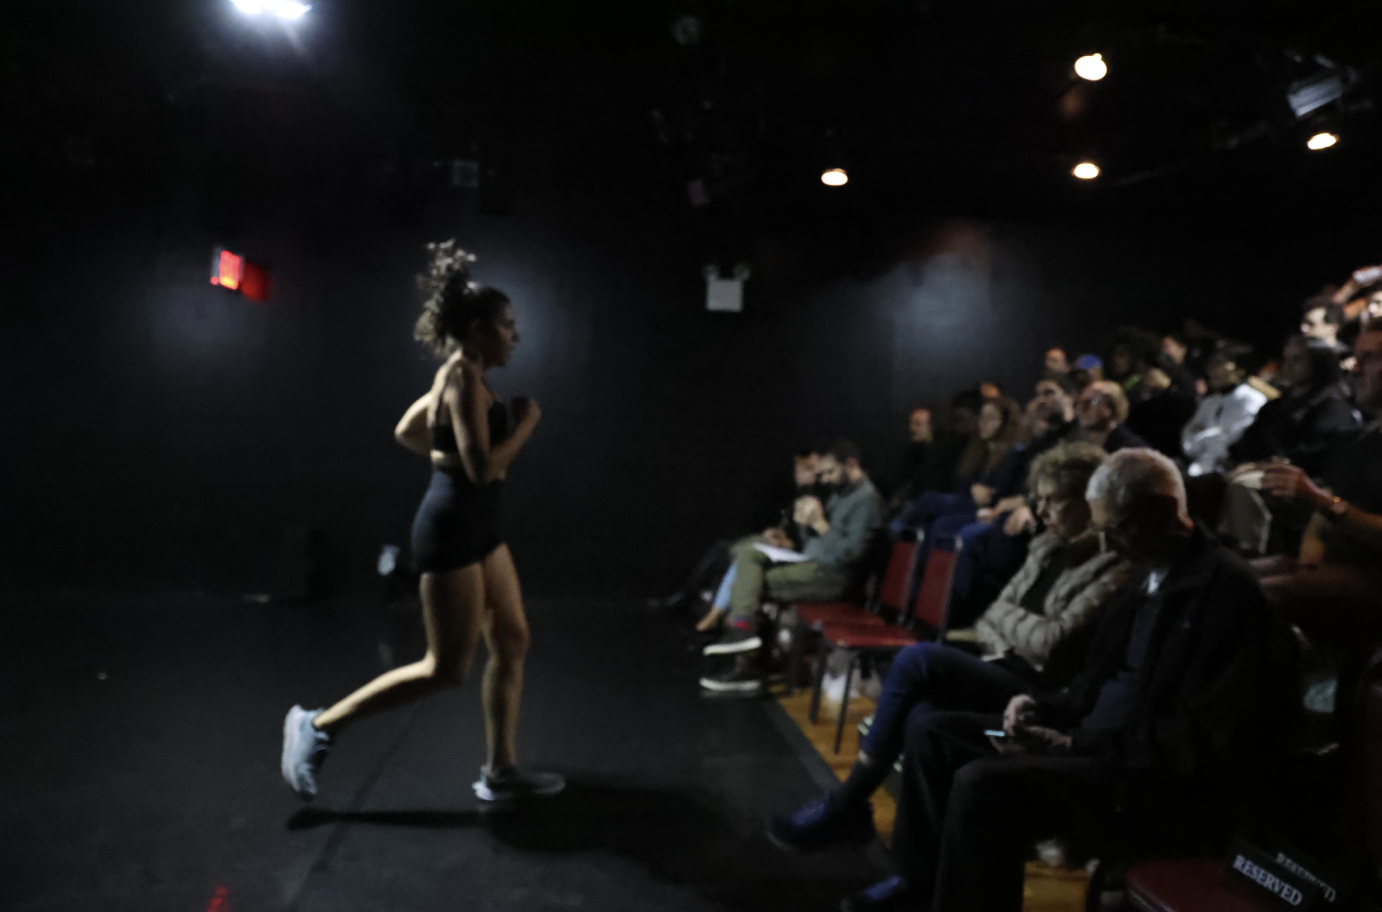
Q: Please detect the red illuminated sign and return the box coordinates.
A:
[210,246,271,302]
[210,247,243,290]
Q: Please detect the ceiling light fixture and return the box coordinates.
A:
[1074,54,1108,82]
[1307,132,1338,151]
[230,0,311,21]
[821,168,848,187]
[1072,162,1100,180]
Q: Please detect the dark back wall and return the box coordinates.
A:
[2,182,1373,599]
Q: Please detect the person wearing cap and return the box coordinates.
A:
[1069,354,1103,391]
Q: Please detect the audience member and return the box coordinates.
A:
[699,440,883,694]
[941,379,1141,629]
[891,397,1027,540]
[1257,327,1382,719]
[682,450,823,632]
[657,453,818,624]
[844,449,1296,912]
[885,408,963,513]
[1107,326,1198,458]
[1072,381,1147,452]
[767,443,1131,856]
[1043,347,1071,381]
[1301,293,1349,359]
[1069,353,1103,390]
[1027,378,1076,442]
[1230,336,1359,475]
[1181,340,1269,476]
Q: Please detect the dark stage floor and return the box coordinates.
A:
[1,590,884,912]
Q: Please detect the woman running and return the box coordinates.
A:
[280,240,562,803]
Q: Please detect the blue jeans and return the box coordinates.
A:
[712,565,737,609]
[859,643,1032,776]
[891,491,973,537]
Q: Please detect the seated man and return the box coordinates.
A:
[1258,326,1382,719]
[842,449,1296,912]
[766,443,1131,854]
[699,439,883,695]
[683,450,822,632]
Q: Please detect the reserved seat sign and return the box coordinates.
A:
[1224,838,1337,910]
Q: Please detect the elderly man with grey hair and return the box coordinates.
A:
[845,449,1297,912]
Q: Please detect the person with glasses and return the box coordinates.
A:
[840,448,1296,912]
[766,444,1131,859]
[1073,380,1147,453]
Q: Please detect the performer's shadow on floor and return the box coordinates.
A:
[288,776,729,867]
[286,776,877,907]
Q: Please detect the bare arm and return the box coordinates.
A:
[1263,464,1382,560]
[451,362,540,483]
[394,393,433,457]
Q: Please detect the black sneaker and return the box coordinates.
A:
[767,792,877,853]
[703,626,762,656]
[699,658,763,694]
[840,876,910,912]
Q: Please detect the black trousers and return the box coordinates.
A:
[892,711,1120,912]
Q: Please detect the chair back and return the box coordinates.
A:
[875,540,919,614]
[906,541,960,634]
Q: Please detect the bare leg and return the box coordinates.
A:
[478,545,531,770]
[695,606,726,632]
[314,564,487,736]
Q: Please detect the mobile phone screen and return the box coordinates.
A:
[983,729,1006,738]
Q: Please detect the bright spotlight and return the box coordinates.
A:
[1074,53,1108,82]
[230,0,310,20]
[821,168,848,187]
[1072,162,1100,180]
[1307,132,1338,151]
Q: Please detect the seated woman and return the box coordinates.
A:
[891,396,1027,541]
[767,442,1132,853]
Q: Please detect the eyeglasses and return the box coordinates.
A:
[1076,395,1109,409]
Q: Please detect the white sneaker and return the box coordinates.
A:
[281,705,330,800]
[472,765,565,802]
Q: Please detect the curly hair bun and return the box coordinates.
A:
[414,240,510,356]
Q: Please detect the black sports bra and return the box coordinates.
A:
[431,390,510,455]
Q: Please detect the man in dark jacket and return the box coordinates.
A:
[843,449,1297,912]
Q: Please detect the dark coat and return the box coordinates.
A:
[1034,526,1298,797]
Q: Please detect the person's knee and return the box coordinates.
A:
[492,618,531,666]
[421,651,469,687]
[894,641,942,679]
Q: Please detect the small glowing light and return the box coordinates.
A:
[821,168,848,187]
[1074,53,1108,82]
[1307,132,1338,151]
[1073,162,1100,180]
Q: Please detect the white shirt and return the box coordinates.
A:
[1182,383,1269,477]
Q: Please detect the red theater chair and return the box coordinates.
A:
[785,538,920,694]
[807,542,961,753]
